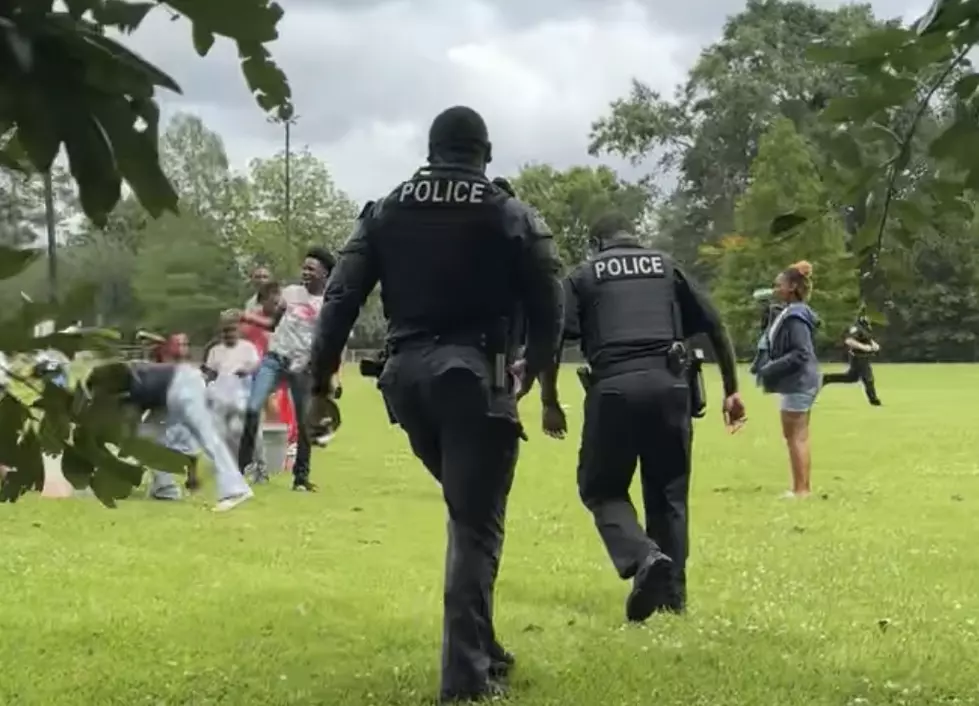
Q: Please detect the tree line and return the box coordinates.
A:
[4,0,979,363]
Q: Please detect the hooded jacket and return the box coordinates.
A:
[751,302,821,394]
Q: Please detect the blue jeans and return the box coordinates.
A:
[238,353,311,482]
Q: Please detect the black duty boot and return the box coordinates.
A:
[626,551,674,623]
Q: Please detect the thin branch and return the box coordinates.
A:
[869,44,975,282]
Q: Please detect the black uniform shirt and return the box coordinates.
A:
[310,164,564,392]
[562,239,739,397]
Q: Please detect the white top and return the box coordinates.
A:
[268,284,324,371]
[205,340,260,376]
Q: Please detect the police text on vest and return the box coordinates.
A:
[399,179,486,204]
[594,254,665,281]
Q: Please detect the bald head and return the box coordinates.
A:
[427,105,492,167]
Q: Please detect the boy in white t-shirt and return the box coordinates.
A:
[237,247,334,491]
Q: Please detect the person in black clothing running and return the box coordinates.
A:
[822,316,882,406]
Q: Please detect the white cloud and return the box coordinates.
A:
[123,0,921,203]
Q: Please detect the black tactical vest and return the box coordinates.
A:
[574,244,679,368]
[370,167,518,335]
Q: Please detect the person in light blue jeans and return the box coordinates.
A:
[88,361,254,512]
[750,260,821,498]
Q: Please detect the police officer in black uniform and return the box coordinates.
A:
[306,106,564,704]
[822,315,882,405]
[538,212,745,622]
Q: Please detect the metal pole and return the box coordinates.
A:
[284,120,291,241]
[43,170,56,303]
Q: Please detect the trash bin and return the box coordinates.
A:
[262,423,289,475]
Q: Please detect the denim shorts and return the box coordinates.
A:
[780,387,820,413]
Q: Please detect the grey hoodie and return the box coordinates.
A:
[752,302,821,394]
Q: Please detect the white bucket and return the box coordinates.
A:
[262,423,289,474]
[41,453,76,498]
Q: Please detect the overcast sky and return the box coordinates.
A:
[128,0,926,204]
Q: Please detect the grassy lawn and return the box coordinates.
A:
[2,364,979,705]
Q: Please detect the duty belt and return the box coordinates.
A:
[589,354,670,382]
[389,332,489,354]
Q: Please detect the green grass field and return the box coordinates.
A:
[2,364,979,705]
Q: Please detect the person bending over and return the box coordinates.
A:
[88,358,254,512]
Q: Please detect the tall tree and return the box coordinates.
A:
[589,0,884,270]
[159,113,251,246]
[0,168,78,247]
[509,163,650,265]
[239,149,357,277]
[703,118,857,352]
[133,213,246,340]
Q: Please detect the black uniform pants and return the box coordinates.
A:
[379,344,520,700]
[577,364,692,603]
[823,356,879,402]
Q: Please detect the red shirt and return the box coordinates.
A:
[240,311,270,356]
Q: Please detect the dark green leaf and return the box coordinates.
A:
[0,245,41,280]
[89,95,179,217]
[118,436,191,475]
[0,431,46,502]
[847,27,914,62]
[953,73,979,100]
[829,131,863,171]
[53,22,182,94]
[806,42,848,63]
[821,97,880,124]
[239,44,292,115]
[852,222,880,254]
[61,444,95,489]
[891,199,929,234]
[58,109,121,227]
[192,24,215,55]
[929,115,979,162]
[92,1,155,32]
[770,213,809,235]
[2,24,34,71]
[35,382,73,456]
[862,302,888,325]
[11,90,59,172]
[165,0,282,43]
[0,396,29,468]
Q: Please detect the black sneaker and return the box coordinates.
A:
[488,648,515,680]
[870,399,882,406]
[626,552,674,622]
[292,479,317,492]
[438,680,508,704]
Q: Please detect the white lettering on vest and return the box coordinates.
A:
[593,254,666,282]
[398,179,487,204]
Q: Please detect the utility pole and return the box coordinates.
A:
[43,170,57,303]
[268,112,299,241]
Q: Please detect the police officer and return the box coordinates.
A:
[306,106,564,703]
[822,315,882,405]
[537,212,745,622]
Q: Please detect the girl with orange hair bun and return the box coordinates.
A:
[750,260,822,498]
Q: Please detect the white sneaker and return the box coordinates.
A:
[213,490,254,513]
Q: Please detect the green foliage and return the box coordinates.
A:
[238,150,358,275]
[705,118,857,352]
[775,2,979,280]
[0,0,292,226]
[132,213,246,340]
[0,246,192,506]
[508,163,650,265]
[589,0,885,267]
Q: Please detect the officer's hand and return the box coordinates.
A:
[723,393,746,434]
[542,403,567,439]
[871,342,880,352]
[305,394,339,447]
[510,359,534,400]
